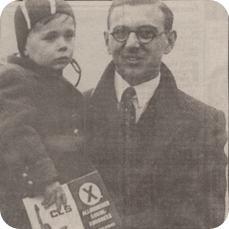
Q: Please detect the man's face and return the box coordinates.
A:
[105,4,175,85]
[24,14,76,72]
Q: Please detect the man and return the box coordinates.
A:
[85,0,227,228]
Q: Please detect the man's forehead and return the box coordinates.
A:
[109,4,165,30]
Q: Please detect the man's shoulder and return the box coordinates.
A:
[161,62,225,122]
[176,89,225,122]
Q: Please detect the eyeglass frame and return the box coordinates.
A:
[109,25,168,45]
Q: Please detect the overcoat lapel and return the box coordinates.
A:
[90,62,118,129]
[89,62,122,164]
[90,61,187,162]
[124,63,187,194]
[140,62,185,164]
[90,62,194,193]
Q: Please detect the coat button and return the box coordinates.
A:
[28,181,33,186]
[22,173,28,178]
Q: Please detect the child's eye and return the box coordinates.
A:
[65,31,76,40]
[43,33,58,42]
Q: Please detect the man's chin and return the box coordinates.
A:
[119,73,142,86]
[120,69,143,79]
[119,69,157,86]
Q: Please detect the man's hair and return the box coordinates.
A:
[107,0,174,32]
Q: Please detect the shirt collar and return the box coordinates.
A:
[115,71,161,108]
[115,72,130,103]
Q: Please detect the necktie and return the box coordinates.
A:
[119,87,136,137]
[119,87,136,218]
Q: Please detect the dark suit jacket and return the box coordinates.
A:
[85,61,227,229]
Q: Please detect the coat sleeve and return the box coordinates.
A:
[200,110,227,228]
[0,68,59,196]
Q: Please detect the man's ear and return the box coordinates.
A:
[104,31,111,54]
[164,30,177,54]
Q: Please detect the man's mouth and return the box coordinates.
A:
[123,55,143,63]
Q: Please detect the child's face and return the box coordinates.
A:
[24,14,76,72]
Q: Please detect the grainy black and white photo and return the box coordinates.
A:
[0,0,228,229]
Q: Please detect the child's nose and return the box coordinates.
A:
[57,37,68,51]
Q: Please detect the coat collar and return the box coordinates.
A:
[7,53,63,78]
[90,61,191,164]
[91,61,117,109]
[90,62,118,128]
[91,61,180,120]
[89,62,199,197]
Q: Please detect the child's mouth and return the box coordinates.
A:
[56,56,69,60]
[55,57,70,64]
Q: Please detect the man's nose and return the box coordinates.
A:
[125,32,140,48]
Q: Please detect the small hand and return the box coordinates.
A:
[42,182,67,212]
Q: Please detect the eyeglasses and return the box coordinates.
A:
[109,25,166,44]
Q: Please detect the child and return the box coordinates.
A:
[0,0,92,228]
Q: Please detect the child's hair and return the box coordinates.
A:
[14,0,75,57]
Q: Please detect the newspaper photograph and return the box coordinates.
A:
[0,0,228,229]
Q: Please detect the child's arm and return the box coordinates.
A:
[0,68,59,199]
[43,134,83,154]
[41,132,84,211]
